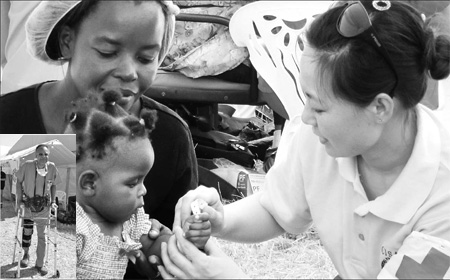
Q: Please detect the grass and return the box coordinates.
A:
[215,229,337,279]
[215,197,337,279]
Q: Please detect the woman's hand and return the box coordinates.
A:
[134,219,173,278]
[173,186,225,236]
[158,226,248,279]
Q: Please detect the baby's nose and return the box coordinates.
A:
[139,184,147,197]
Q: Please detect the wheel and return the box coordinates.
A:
[13,272,17,278]
[56,270,60,278]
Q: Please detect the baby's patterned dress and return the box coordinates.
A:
[76,202,151,279]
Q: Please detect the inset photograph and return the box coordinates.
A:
[0,134,75,279]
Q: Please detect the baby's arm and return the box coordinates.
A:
[140,219,172,259]
[130,219,172,279]
[182,199,211,250]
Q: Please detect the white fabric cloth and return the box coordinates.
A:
[229,105,256,118]
[1,1,65,95]
[435,76,450,131]
[260,104,450,278]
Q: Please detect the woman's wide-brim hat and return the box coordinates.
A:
[26,1,82,65]
[26,0,179,65]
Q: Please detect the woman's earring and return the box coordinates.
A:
[69,112,77,122]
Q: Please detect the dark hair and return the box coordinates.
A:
[305,1,450,109]
[68,90,158,162]
[47,0,175,64]
[35,144,49,152]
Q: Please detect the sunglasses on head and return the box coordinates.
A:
[336,1,398,97]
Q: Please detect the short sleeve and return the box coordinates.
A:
[76,231,86,262]
[15,163,26,184]
[259,119,313,234]
[50,163,62,185]
[76,202,99,263]
[377,231,450,279]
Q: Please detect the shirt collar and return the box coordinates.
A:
[35,159,48,169]
[350,106,441,224]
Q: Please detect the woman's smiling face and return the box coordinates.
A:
[62,1,165,111]
[300,45,380,158]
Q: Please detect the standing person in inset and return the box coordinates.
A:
[16,144,60,276]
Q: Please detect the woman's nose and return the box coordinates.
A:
[301,101,316,126]
[115,55,138,82]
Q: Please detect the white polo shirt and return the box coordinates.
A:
[260,104,450,278]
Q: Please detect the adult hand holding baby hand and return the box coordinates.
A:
[182,212,211,250]
[174,185,225,237]
[158,226,248,279]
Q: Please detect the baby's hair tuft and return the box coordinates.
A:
[68,90,158,162]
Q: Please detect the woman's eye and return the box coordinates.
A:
[310,106,324,114]
[138,56,156,64]
[96,50,116,58]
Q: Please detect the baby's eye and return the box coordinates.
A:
[126,181,138,188]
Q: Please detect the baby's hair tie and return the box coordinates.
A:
[162,1,180,16]
[103,90,122,106]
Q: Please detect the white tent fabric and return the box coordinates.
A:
[3,139,75,169]
[0,138,76,209]
[7,134,76,154]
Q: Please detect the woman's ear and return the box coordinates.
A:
[369,93,394,124]
[58,25,76,60]
[78,170,98,197]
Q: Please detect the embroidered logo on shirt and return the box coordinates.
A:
[381,246,397,268]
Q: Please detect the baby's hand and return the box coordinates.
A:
[183,212,211,250]
[140,219,172,260]
[140,233,172,259]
